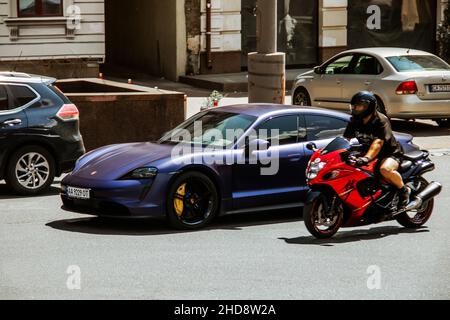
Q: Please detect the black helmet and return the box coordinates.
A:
[350,91,377,121]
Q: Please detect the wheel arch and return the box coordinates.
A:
[373,93,387,114]
[0,139,60,179]
[166,165,223,207]
[293,85,310,96]
[293,86,312,106]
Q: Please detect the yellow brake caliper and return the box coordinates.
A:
[174,183,187,217]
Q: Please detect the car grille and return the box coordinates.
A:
[62,196,130,217]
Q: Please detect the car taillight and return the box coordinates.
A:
[56,104,79,121]
[396,81,418,95]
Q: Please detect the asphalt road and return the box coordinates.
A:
[1,167,449,300]
[0,125,449,300]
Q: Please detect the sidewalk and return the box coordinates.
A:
[104,64,309,95]
[179,69,309,92]
[105,75,293,118]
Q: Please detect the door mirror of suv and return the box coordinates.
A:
[313,66,323,75]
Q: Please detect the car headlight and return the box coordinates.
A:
[121,167,158,180]
[306,158,327,180]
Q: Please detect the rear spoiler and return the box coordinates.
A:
[38,76,57,85]
[22,73,57,85]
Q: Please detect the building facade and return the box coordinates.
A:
[0,0,105,78]
[4,1,443,80]
[106,0,448,81]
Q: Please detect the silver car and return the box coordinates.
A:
[292,47,450,128]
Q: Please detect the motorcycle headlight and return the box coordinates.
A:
[307,159,327,179]
[121,167,158,180]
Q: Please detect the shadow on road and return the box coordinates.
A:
[46,208,303,236]
[279,226,429,247]
[391,120,450,138]
[0,184,60,200]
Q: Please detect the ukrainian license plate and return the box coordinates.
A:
[67,186,91,200]
[430,84,450,92]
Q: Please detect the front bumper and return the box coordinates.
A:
[388,95,450,119]
[60,173,173,218]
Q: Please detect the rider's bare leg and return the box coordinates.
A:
[380,158,404,189]
[380,158,410,208]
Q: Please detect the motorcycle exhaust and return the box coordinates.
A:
[405,182,442,211]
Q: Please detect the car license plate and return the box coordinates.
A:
[67,186,91,200]
[430,84,450,92]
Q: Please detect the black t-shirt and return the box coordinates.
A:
[344,112,403,158]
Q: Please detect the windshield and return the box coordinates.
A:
[387,55,450,72]
[158,110,257,148]
[321,137,350,155]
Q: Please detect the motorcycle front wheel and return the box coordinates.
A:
[304,193,344,239]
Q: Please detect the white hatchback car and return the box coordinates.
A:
[292,48,450,128]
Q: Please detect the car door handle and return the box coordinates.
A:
[365,81,372,85]
[2,119,22,127]
[287,154,302,161]
[336,80,342,84]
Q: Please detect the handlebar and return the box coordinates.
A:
[345,153,365,167]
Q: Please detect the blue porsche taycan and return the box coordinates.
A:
[61,104,418,229]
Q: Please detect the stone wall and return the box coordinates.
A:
[57,79,185,151]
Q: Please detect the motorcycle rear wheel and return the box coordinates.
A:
[396,178,434,228]
[304,193,344,239]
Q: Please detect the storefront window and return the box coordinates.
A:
[18,0,63,17]
[347,0,437,53]
[241,0,318,68]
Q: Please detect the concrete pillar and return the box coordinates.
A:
[248,0,286,104]
[256,0,277,53]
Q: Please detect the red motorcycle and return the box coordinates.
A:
[303,137,442,239]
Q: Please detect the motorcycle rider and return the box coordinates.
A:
[344,91,411,209]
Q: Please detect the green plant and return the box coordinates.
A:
[437,4,450,63]
[201,90,224,110]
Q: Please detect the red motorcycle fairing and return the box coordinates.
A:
[307,148,384,227]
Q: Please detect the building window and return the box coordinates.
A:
[241,0,318,68]
[347,0,437,53]
[18,0,63,17]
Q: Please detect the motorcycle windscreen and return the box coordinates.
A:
[321,137,350,155]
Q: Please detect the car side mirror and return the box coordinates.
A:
[306,142,318,152]
[247,139,270,152]
[313,66,323,75]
